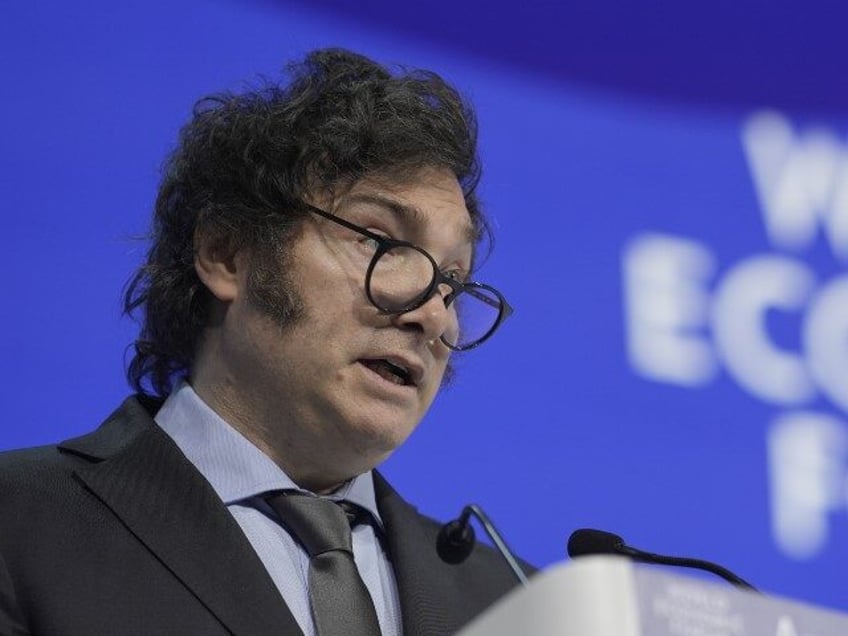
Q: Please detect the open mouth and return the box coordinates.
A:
[360,359,414,387]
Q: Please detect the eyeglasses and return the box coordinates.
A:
[301,202,512,351]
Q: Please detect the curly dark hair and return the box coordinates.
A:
[123,48,488,397]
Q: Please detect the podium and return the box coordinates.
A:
[458,556,848,635]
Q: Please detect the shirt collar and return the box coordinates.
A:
[154,381,384,527]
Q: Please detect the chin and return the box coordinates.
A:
[348,417,416,460]
[364,427,412,457]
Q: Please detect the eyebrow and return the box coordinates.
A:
[340,192,478,244]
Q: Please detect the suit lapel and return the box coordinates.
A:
[60,397,304,636]
[375,472,467,636]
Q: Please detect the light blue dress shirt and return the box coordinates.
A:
[155,381,402,636]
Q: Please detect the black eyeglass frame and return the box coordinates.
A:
[301,202,513,351]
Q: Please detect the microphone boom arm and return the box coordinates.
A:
[621,546,757,591]
[464,504,529,586]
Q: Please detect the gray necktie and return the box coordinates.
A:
[266,492,382,636]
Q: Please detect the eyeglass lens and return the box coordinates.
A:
[368,244,502,348]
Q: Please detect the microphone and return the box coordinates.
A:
[568,528,758,592]
[436,503,529,586]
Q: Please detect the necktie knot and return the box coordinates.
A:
[266,492,352,557]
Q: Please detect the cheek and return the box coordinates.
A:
[302,286,375,338]
[299,251,370,315]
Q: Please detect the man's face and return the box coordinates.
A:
[210,167,474,488]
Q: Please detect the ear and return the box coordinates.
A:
[194,233,246,303]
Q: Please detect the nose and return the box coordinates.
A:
[392,288,456,344]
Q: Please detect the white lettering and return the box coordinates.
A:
[623,110,848,563]
[803,277,848,412]
[742,111,848,259]
[767,412,848,559]
[712,255,816,405]
[622,233,716,385]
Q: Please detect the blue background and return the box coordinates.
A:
[3,0,847,614]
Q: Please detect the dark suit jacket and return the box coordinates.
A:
[0,396,527,635]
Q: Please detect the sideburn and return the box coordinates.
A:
[245,236,307,331]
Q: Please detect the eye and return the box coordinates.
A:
[443,268,470,284]
[355,230,391,252]
[358,235,381,250]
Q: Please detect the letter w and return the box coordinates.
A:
[742,110,848,260]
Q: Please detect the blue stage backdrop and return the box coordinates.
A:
[3,0,847,613]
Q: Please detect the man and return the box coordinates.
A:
[0,48,524,635]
